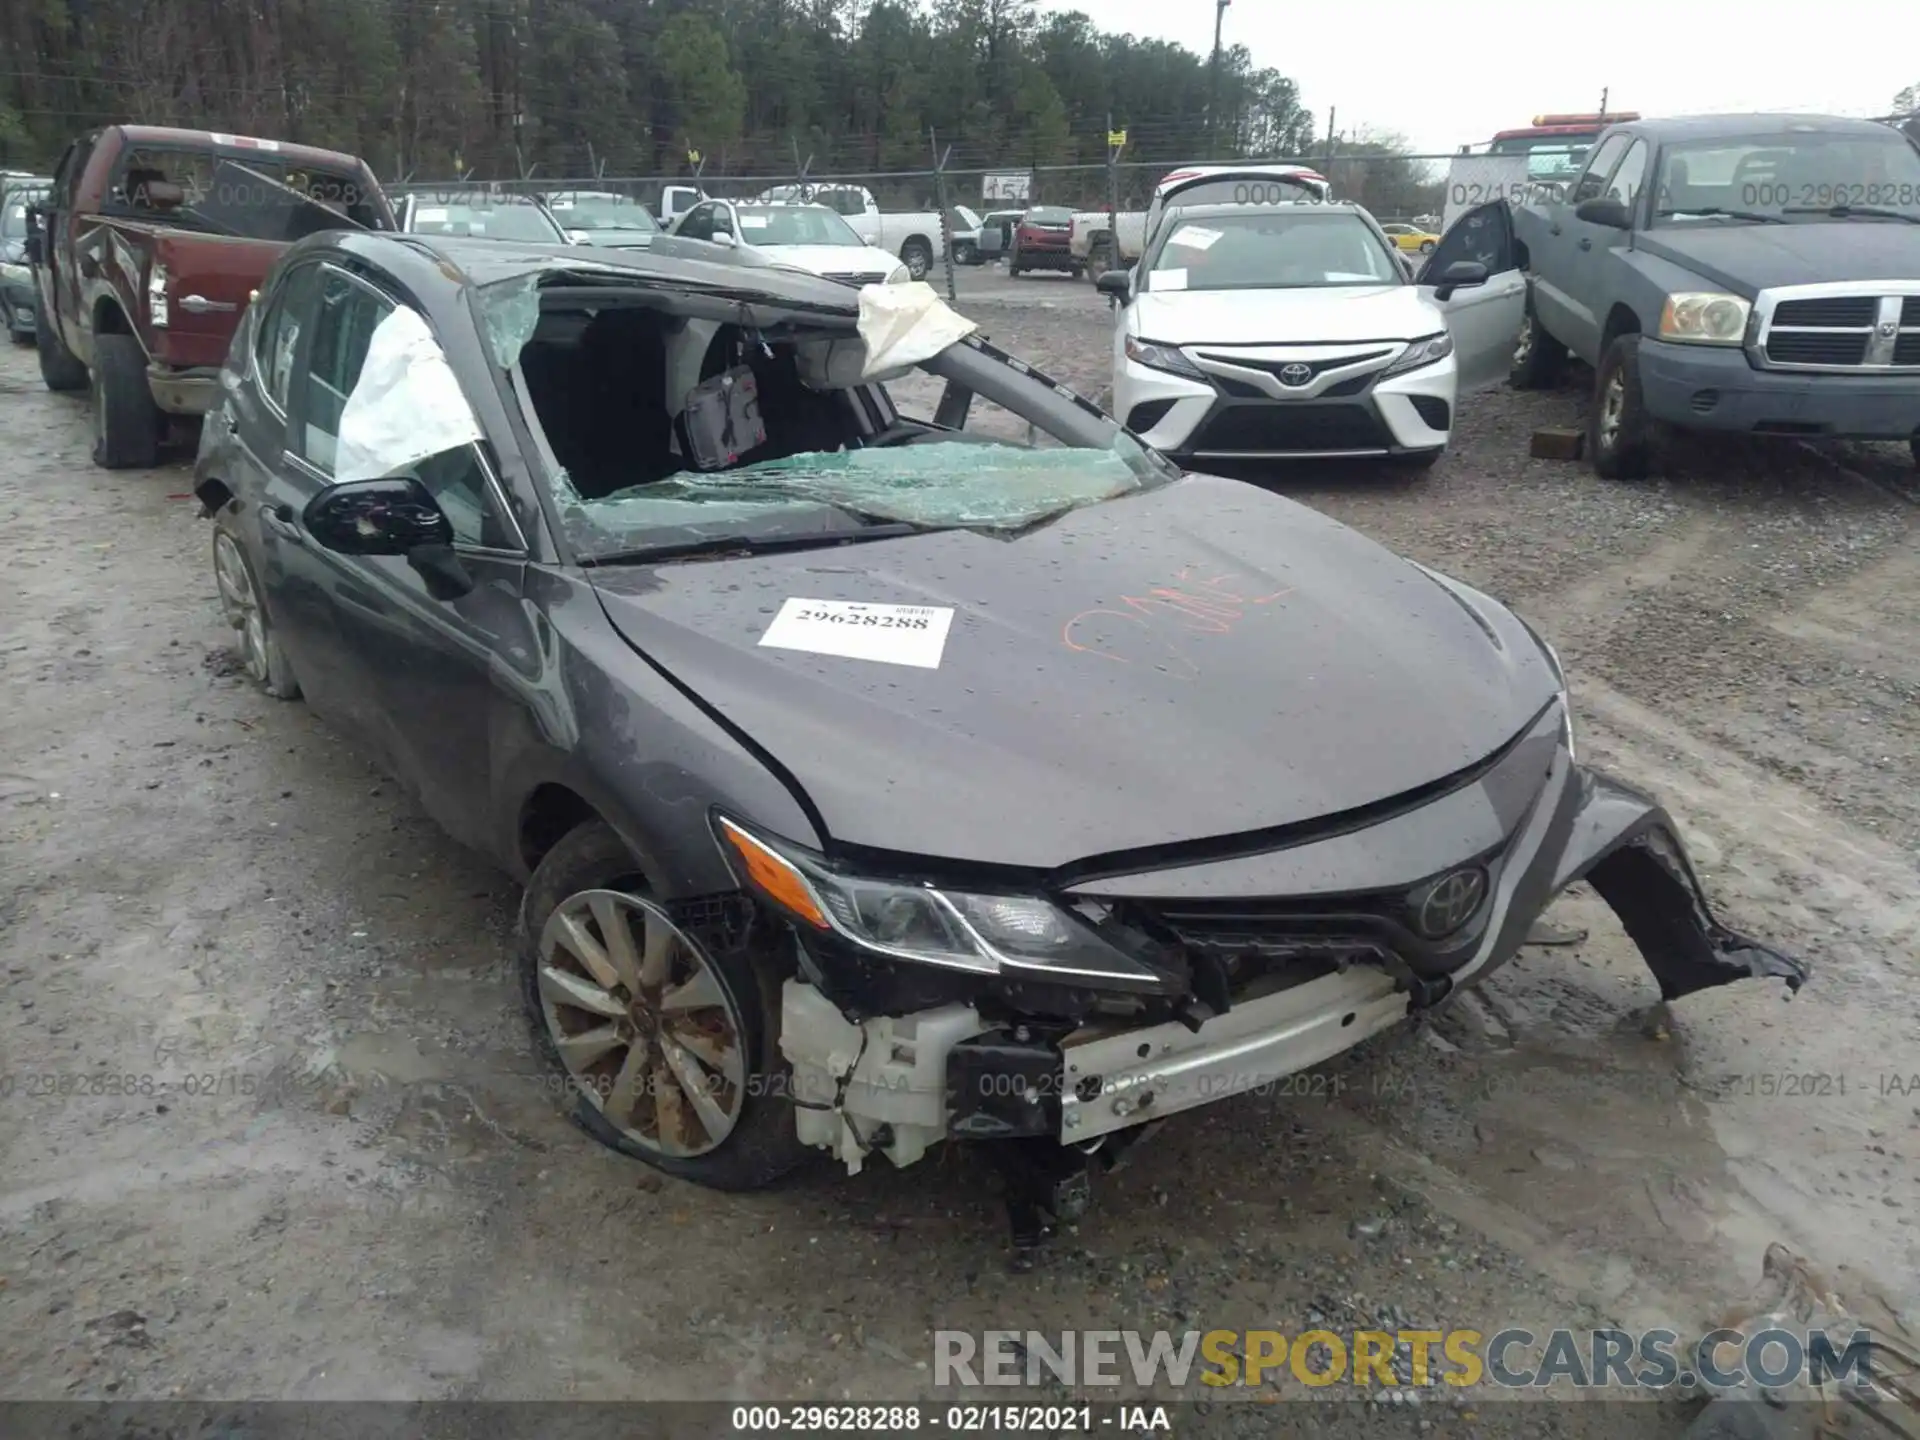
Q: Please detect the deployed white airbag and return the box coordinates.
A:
[334,306,486,484]
[856,281,976,380]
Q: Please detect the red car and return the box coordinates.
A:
[1009,206,1080,278]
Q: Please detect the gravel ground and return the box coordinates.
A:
[1,285,1917,1436]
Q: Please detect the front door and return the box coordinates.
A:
[281,267,530,852]
[1416,202,1528,391]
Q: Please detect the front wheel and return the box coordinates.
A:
[1087,237,1115,278]
[212,507,301,698]
[955,241,978,266]
[1419,239,1436,254]
[1590,334,1656,480]
[519,821,811,1191]
[898,238,932,281]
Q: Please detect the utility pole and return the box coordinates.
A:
[1598,87,1609,121]
[1207,0,1231,159]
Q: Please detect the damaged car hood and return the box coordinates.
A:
[587,474,1560,869]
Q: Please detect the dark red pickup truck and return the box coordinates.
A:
[25,126,395,468]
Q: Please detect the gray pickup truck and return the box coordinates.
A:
[1507,113,1920,478]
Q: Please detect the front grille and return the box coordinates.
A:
[1766,331,1869,365]
[1196,351,1391,386]
[1189,402,1390,454]
[1774,297,1877,327]
[824,271,890,287]
[1763,290,1920,369]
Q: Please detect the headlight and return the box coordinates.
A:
[1382,330,1454,377]
[1659,292,1749,345]
[1124,334,1206,381]
[147,259,168,329]
[0,261,27,285]
[886,264,910,284]
[715,816,1167,991]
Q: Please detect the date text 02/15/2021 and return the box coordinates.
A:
[727,1405,1171,1433]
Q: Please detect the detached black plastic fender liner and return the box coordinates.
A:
[1552,768,1810,1002]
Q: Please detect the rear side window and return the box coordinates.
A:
[296,270,393,473]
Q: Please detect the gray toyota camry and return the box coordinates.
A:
[194,231,1806,1255]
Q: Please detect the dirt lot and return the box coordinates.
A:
[2,275,1918,1432]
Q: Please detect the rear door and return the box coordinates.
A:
[1416,201,1528,391]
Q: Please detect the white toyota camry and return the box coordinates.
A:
[1102,200,1526,471]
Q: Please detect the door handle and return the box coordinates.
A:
[1577,237,1592,251]
[262,501,304,544]
[1548,223,1563,236]
[178,293,238,314]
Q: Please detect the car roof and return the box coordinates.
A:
[1618,113,1905,142]
[112,124,370,172]
[324,230,861,312]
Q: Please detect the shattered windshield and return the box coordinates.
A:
[737,207,863,246]
[501,278,1175,563]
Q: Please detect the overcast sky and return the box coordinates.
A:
[1040,0,1917,157]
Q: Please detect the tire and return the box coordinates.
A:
[1590,334,1656,481]
[1509,293,1568,390]
[1087,237,1115,278]
[1069,264,1085,280]
[90,331,163,469]
[1419,239,1436,254]
[518,820,812,1192]
[898,238,932,281]
[35,294,87,391]
[212,506,301,699]
[955,242,978,266]
[1393,447,1444,472]
[8,325,30,346]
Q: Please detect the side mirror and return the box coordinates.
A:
[1432,259,1489,302]
[1575,196,1632,229]
[1096,269,1132,300]
[711,231,737,248]
[567,229,591,244]
[303,476,472,599]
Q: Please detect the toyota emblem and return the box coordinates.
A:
[1412,867,1488,939]
[1878,320,1898,338]
[1278,362,1313,387]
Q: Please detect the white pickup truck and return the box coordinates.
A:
[755,183,945,280]
[1070,163,1331,278]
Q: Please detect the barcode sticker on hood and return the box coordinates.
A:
[759,598,954,668]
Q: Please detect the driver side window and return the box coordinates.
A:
[680,204,713,241]
[1570,134,1631,204]
[253,262,322,413]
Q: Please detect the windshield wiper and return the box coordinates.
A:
[1781,204,1920,225]
[1653,207,1785,224]
[580,522,923,566]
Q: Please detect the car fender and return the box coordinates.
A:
[494,568,825,894]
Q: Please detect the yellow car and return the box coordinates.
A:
[1381,223,1439,254]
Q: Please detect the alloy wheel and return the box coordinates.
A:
[212,531,269,685]
[537,889,747,1157]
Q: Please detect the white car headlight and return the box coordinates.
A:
[1123,334,1206,381]
[1659,292,1749,345]
[1381,331,1453,377]
[715,816,1168,991]
[886,263,910,284]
